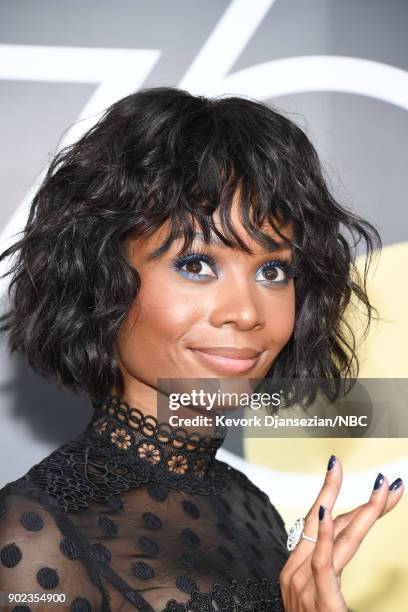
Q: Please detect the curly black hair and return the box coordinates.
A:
[0,87,381,402]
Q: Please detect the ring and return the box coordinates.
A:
[287,517,317,551]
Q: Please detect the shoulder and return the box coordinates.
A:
[1,435,149,514]
[216,458,288,534]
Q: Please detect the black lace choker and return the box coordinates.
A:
[87,395,228,481]
[24,395,230,513]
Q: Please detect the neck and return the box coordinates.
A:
[109,381,226,437]
[110,379,160,419]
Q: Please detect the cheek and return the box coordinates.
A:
[264,287,296,348]
[119,279,202,347]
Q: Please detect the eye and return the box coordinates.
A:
[171,253,217,280]
[256,261,289,285]
[171,252,294,284]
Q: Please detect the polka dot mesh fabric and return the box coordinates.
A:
[0,396,288,611]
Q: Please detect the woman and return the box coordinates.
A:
[0,87,403,611]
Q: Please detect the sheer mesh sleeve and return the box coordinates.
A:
[0,493,102,611]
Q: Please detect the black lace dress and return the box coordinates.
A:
[0,395,289,611]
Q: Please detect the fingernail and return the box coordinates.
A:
[373,472,384,491]
[319,505,325,521]
[389,477,403,491]
[327,455,336,471]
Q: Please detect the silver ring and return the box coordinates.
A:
[287,517,317,551]
[301,533,318,544]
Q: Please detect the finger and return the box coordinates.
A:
[312,505,346,610]
[307,455,343,515]
[333,472,392,573]
[283,531,335,610]
[288,455,343,566]
[333,476,404,538]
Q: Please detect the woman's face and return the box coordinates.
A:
[114,200,295,411]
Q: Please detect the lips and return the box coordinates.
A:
[189,346,262,374]
[191,346,261,359]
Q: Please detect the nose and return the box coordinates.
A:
[208,275,264,331]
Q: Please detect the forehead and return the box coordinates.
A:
[126,217,294,263]
[207,193,295,243]
[126,190,295,260]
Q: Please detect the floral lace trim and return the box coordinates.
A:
[89,395,227,480]
[23,395,281,515]
[163,576,285,611]
[92,395,227,452]
[25,436,232,513]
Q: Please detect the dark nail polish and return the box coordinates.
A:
[373,472,384,490]
[319,505,325,521]
[327,455,336,471]
[389,478,403,491]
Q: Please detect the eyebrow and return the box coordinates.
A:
[174,231,292,252]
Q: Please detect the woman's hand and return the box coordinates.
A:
[279,456,404,611]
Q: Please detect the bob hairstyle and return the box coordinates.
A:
[0,87,381,402]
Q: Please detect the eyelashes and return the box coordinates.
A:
[171,252,216,279]
[170,249,298,285]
